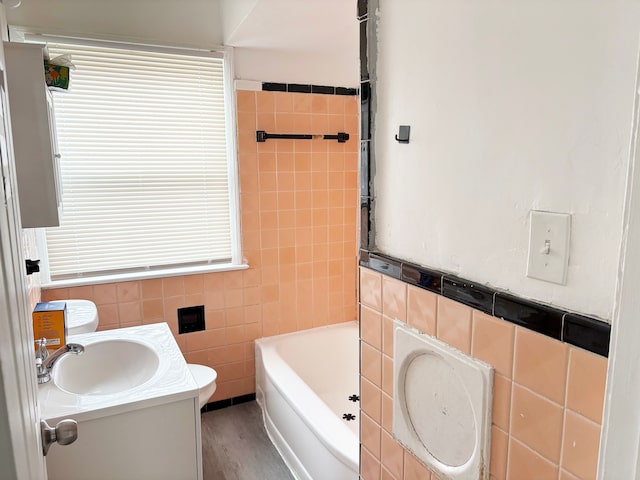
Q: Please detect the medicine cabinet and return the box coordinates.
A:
[4,41,62,228]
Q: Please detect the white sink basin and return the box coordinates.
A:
[54,339,160,395]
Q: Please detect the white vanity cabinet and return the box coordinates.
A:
[3,42,62,228]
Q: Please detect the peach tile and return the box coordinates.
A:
[224,289,243,308]
[142,299,164,320]
[561,410,601,480]
[404,451,431,480]
[513,327,569,404]
[224,307,244,326]
[382,354,393,396]
[97,304,119,326]
[361,446,381,480]
[223,270,244,290]
[361,412,381,459]
[407,286,437,336]
[490,426,509,480]
[64,286,90,303]
[206,310,225,330]
[471,311,514,378]
[242,268,261,288]
[510,384,564,463]
[118,301,141,324]
[205,290,225,310]
[436,297,472,354]
[293,93,312,113]
[380,466,398,480]
[381,431,404,480]
[360,268,382,311]
[93,284,118,305]
[162,276,184,298]
[255,91,274,113]
[236,110,256,132]
[362,377,382,423]
[326,94,345,114]
[185,275,205,294]
[492,374,512,431]
[566,347,607,423]
[362,341,382,387]
[382,316,395,357]
[507,437,559,480]
[274,92,293,113]
[243,286,261,306]
[236,90,255,112]
[141,279,163,299]
[360,311,379,348]
[560,469,581,480]
[382,276,407,322]
[204,272,225,291]
[381,392,393,433]
[116,281,140,302]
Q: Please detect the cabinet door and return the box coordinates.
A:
[4,41,61,228]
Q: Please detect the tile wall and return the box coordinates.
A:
[359,266,607,480]
[41,88,360,403]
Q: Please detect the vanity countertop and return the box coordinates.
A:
[38,323,198,422]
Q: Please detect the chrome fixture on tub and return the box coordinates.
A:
[35,337,84,384]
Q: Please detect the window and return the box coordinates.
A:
[39,40,240,283]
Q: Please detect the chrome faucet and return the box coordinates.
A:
[35,338,84,384]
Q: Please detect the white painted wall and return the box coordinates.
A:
[234,47,358,87]
[6,0,223,48]
[227,0,359,87]
[374,0,640,320]
[7,0,359,87]
[220,0,257,42]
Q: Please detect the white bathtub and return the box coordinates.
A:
[255,321,359,480]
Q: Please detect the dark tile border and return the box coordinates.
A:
[563,313,610,357]
[402,262,441,295]
[201,393,256,413]
[494,292,563,340]
[262,82,358,96]
[359,253,611,357]
[443,277,494,315]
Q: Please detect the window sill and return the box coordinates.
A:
[41,263,249,289]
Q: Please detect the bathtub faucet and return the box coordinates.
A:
[35,338,84,384]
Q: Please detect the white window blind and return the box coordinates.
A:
[44,42,233,280]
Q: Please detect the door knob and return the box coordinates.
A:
[40,418,78,456]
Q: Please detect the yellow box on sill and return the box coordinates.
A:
[33,301,67,351]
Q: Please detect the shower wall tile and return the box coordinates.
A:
[507,438,559,480]
[381,276,407,322]
[406,285,437,336]
[42,88,359,404]
[358,266,607,480]
[561,410,601,480]
[510,384,564,463]
[514,327,569,405]
[361,305,382,349]
[490,426,509,480]
[492,374,512,431]
[471,311,514,378]
[361,412,381,460]
[566,346,608,423]
[436,296,472,354]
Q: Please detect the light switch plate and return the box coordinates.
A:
[526,210,571,285]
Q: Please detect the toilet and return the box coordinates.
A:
[65,299,99,335]
[188,364,217,409]
[393,321,493,480]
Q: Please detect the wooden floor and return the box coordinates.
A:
[201,401,295,480]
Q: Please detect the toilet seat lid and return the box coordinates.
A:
[66,299,99,334]
[188,364,218,387]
